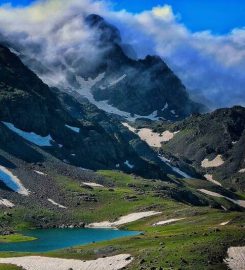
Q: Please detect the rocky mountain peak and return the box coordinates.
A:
[85,14,121,45]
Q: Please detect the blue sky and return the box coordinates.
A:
[1,0,244,34]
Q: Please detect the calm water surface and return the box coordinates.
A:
[0,228,140,252]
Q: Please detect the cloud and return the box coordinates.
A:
[151,5,175,21]
[0,0,244,108]
[0,0,111,87]
[106,7,245,108]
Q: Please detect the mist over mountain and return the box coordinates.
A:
[0,10,203,120]
[0,0,244,109]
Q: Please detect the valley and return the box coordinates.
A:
[0,9,244,270]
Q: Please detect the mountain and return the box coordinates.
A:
[0,19,244,270]
[150,106,245,191]
[5,14,204,122]
[0,44,172,180]
[78,14,204,121]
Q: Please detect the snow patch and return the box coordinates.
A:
[124,160,134,169]
[88,211,162,228]
[0,165,29,196]
[225,246,245,270]
[153,218,185,226]
[76,75,160,121]
[220,220,230,226]
[170,166,192,178]
[48,199,67,209]
[122,123,178,147]
[221,205,228,211]
[108,74,127,87]
[158,155,192,179]
[65,125,80,133]
[204,174,222,186]
[201,155,224,168]
[0,199,15,208]
[161,102,168,111]
[3,122,53,147]
[0,254,133,270]
[82,182,104,188]
[198,189,245,208]
[9,47,21,56]
[34,170,47,176]
[238,168,245,173]
[122,123,136,133]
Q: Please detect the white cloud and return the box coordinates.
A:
[0,0,244,108]
[106,6,245,108]
[151,5,175,21]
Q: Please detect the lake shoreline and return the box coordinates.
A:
[0,228,140,253]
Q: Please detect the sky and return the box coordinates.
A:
[0,0,244,108]
[1,0,245,34]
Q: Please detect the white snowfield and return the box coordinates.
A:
[239,168,245,173]
[76,75,160,121]
[65,124,80,133]
[201,155,224,168]
[2,122,53,147]
[0,198,15,208]
[225,246,245,270]
[153,218,185,226]
[47,199,67,209]
[122,123,178,147]
[198,189,245,208]
[88,211,162,228]
[82,182,104,188]
[0,254,133,270]
[204,174,222,186]
[0,165,29,196]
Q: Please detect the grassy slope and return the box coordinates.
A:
[0,265,23,270]
[52,170,181,223]
[0,171,244,270]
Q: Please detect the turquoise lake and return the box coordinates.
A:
[0,228,140,252]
